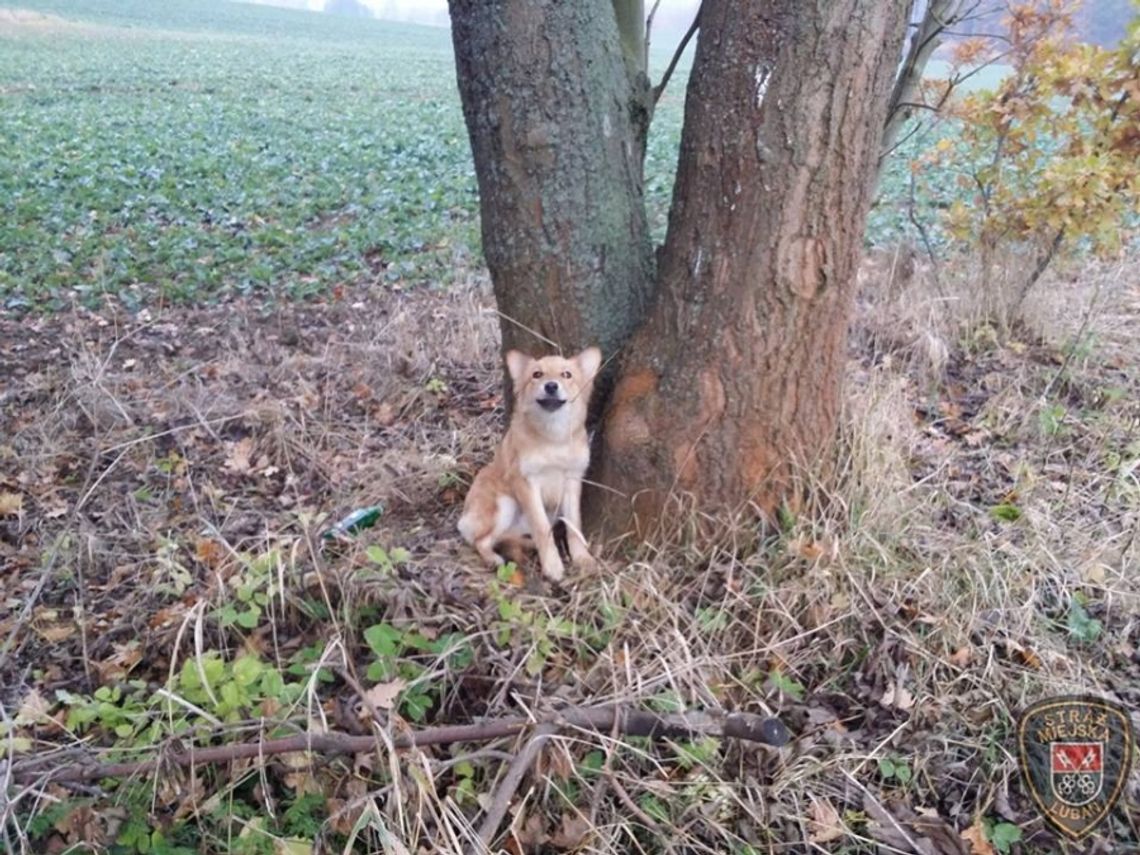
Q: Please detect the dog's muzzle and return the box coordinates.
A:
[537,397,566,412]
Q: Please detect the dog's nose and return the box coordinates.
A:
[543,381,560,396]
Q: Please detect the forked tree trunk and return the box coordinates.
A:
[449,0,910,541]
[596,0,909,536]
[449,0,653,407]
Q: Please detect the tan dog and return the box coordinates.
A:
[458,347,601,581]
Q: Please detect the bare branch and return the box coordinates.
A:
[12,705,789,786]
[476,722,558,847]
[644,0,663,61]
[652,4,701,106]
[882,0,969,156]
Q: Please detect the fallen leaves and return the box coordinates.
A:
[0,491,23,516]
[960,818,994,854]
[880,681,916,711]
[224,437,254,474]
[862,792,970,855]
[807,797,846,844]
[15,688,52,726]
[362,679,406,713]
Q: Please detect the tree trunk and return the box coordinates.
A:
[448,0,654,411]
[596,0,910,537]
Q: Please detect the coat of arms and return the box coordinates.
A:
[1017,696,1134,841]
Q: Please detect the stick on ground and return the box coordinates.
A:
[12,705,789,786]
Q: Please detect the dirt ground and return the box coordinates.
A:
[2,258,1139,852]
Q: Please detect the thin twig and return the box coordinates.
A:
[644,0,663,61]
[652,4,700,105]
[606,768,663,833]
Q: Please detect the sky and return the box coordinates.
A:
[242,0,702,40]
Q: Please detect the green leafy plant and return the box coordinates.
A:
[877,755,914,786]
[990,503,1023,522]
[769,670,806,702]
[215,549,280,630]
[364,543,411,575]
[985,819,1024,854]
[363,622,472,721]
[1066,593,1103,644]
[489,580,581,677]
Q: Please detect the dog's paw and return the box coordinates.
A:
[572,552,598,573]
[541,557,566,583]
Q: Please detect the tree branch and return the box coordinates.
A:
[476,722,558,848]
[12,705,789,786]
[652,4,701,105]
[612,0,648,80]
[882,0,969,157]
[644,0,663,61]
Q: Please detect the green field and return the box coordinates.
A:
[0,1,1006,313]
[0,0,698,309]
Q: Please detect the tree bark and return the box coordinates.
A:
[596,0,910,537]
[448,0,654,412]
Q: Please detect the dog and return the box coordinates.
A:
[458,347,602,581]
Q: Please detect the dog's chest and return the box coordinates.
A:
[518,444,588,506]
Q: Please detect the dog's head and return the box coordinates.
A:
[505,347,602,425]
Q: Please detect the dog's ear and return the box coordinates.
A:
[575,347,602,380]
[505,350,531,385]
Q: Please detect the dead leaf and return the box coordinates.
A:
[15,688,51,725]
[94,643,143,682]
[962,429,991,447]
[1082,563,1106,584]
[960,818,994,854]
[195,538,226,568]
[790,537,825,560]
[1007,641,1042,669]
[509,813,547,852]
[326,797,364,837]
[55,804,104,846]
[363,679,406,713]
[949,646,973,668]
[807,797,845,844]
[880,681,915,711]
[33,609,72,643]
[548,814,592,850]
[224,438,254,474]
[0,491,23,517]
[44,503,68,519]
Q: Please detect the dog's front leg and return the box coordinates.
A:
[518,479,565,582]
[560,478,596,571]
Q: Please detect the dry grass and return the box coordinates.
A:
[1,256,1138,853]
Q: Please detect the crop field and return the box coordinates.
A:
[3,2,1140,854]
[0,0,955,312]
[0,0,697,310]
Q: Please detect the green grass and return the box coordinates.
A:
[0,0,482,308]
[0,0,950,311]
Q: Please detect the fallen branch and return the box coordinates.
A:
[476,722,558,849]
[12,705,789,786]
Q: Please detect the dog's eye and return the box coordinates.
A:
[561,370,572,379]
[531,369,543,379]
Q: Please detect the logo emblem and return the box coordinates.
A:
[1017,696,1134,840]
